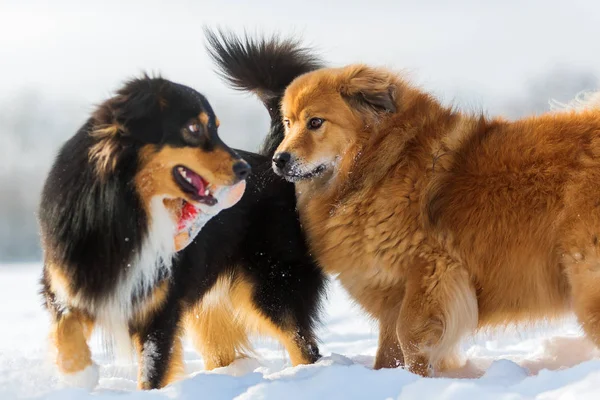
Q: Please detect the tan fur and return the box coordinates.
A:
[198,112,210,127]
[135,144,240,215]
[50,309,95,375]
[88,124,124,179]
[184,275,252,370]
[47,267,175,379]
[185,273,315,370]
[131,281,170,328]
[46,262,74,301]
[278,63,600,376]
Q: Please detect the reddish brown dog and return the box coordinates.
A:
[271,64,600,376]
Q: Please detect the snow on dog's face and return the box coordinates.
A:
[89,76,250,251]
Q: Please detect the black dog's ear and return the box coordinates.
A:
[109,77,167,144]
[88,77,167,178]
[340,65,397,118]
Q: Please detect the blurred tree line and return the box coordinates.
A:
[0,89,267,262]
[0,67,597,262]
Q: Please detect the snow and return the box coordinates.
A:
[1,264,600,399]
[58,364,100,391]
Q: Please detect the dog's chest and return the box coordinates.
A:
[98,197,177,322]
[301,181,424,287]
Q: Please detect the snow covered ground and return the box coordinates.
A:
[1,263,600,399]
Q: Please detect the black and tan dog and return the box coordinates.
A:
[39,45,326,390]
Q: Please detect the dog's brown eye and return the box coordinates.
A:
[307,118,324,130]
[188,123,202,134]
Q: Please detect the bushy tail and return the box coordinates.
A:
[549,91,600,112]
[204,28,324,155]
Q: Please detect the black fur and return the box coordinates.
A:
[39,32,326,390]
[205,28,324,156]
[40,77,239,304]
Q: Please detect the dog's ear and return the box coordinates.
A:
[88,78,166,178]
[340,65,397,117]
[110,77,167,144]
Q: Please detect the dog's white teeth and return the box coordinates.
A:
[185,177,192,184]
[204,189,210,196]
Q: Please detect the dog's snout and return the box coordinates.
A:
[232,160,251,181]
[273,152,291,169]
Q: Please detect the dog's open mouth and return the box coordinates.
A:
[172,165,217,206]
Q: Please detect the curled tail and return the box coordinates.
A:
[549,91,600,112]
[204,28,324,156]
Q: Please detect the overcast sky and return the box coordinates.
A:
[2,0,600,115]
[1,0,600,156]
[2,0,600,260]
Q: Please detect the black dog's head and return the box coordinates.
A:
[89,75,250,217]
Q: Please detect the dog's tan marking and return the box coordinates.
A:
[88,124,123,179]
[185,273,314,370]
[46,262,73,300]
[198,112,210,127]
[51,309,95,375]
[158,96,169,110]
[132,280,170,328]
[185,275,251,370]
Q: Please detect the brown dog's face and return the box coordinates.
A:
[273,65,397,183]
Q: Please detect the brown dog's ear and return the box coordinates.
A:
[340,65,397,116]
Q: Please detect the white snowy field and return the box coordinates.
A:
[1,264,600,399]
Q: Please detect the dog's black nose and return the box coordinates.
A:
[273,152,291,169]
[232,161,251,180]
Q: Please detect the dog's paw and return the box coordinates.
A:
[60,363,100,390]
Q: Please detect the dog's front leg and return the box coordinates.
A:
[50,307,98,388]
[374,301,405,370]
[131,295,185,390]
[396,256,477,377]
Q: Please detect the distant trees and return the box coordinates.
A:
[0,90,268,262]
[500,67,599,118]
[0,91,79,262]
[0,67,597,262]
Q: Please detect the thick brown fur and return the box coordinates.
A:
[274,63,600,376]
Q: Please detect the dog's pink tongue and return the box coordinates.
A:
[189,172,206,196]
